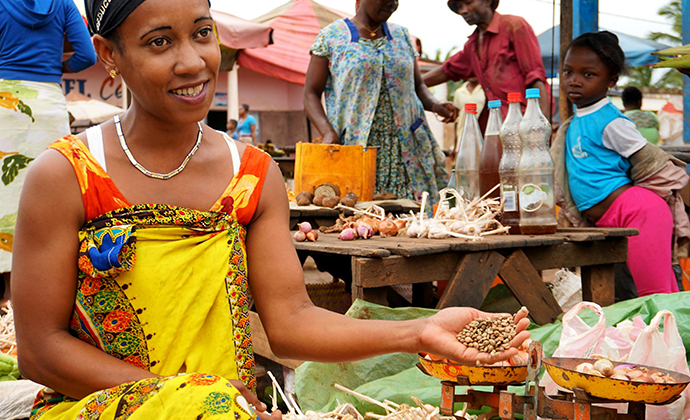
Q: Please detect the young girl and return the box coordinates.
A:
[559,31,679,296]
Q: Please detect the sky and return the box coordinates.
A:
[73,1,676,58]
[208,0,675,58]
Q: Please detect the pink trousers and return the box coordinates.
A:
[595,186,678,296]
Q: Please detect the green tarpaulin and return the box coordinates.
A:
[296,292,690,414]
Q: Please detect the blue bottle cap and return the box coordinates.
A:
[488,100,501,109]
[525,88,540,99]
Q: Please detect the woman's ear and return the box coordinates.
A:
[93,34,119,74]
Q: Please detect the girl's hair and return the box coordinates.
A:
[241,104,250,112]
[567,31,626,77]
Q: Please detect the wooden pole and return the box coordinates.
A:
[559,0,573,124]
[681,0,690,144]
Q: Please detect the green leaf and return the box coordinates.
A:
[1,154,33,186]
[16,100,34,122]
[0,213,17,231]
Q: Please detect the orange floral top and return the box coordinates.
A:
[41,135,272,405]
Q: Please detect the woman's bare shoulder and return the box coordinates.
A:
[21,145,84,221]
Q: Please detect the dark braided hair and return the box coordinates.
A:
[567,31,627,77]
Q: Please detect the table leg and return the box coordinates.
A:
[498,249,562,325]
[352,286,388,305]
[436,251,505,309]
[581,264,615,307]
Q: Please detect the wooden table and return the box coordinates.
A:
[295,228,636,326]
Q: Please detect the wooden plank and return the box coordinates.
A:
[351,285,388,305]
[499,249,562,325]
[352,255,455,288]
[249,311,303,370]
[436,251,506,309]
[555,227,638,238]
[294,235,391,257]
[581,264,616,307]
[351,238,628,288]
[523,238,628,271]
[560,0,574,124]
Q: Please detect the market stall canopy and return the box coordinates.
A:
[65,91,123,126]
[237,0,350,85]
[211,9,273,50]
[538,25,671,77]
[210,10,274,71]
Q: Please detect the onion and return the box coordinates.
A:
[293,231,307,242]
[338,228,357,241]
[305,231,319,242]
[298,222,312,233]
[378,220,398,238]
[356,222,374,239]
[393,219,407,230]
[360,216,380,233]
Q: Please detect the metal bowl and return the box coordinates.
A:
[417,353,528,385]
[543,357,690,404]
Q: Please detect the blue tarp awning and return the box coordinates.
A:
[538,25,671,77]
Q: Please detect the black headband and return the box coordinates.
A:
[85,0,147,36]
[85,0,212,37]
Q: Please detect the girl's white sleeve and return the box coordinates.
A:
[602,117,647,158]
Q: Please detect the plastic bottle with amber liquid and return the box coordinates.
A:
[455,103,483,201]
[479,100,503,198]
[517,88,557,234]
[498,93,523,234]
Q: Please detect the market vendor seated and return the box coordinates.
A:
[10,0,531,419]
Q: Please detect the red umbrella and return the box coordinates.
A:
[237,0,350,86]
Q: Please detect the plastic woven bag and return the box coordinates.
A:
[627,310,690,420]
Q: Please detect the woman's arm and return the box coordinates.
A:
[12,151,157,399]
[246,164,529,364]
[304,55,339,144]
[62,0,97,73]
[414,60,458,123]
[250,120,257,145]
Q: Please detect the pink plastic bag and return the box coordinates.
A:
[627,310,690,420]
[542,302,645,397]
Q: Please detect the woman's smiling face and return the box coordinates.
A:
[109,0,220,124]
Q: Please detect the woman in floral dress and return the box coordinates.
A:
[304,0,458,204]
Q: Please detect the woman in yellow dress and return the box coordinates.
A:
[10,0,530,419]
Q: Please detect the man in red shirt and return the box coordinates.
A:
[424,0,551,127]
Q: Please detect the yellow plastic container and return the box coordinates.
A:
[294,143,377,201]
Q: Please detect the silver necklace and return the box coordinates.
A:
[114,114,203,180]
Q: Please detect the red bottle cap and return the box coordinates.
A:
[464,103,477,113]
[507,92,522,103]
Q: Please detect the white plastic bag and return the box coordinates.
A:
[549,268,583,313]
[627,310,690,420]
[0,380,44,420]
[542,302,644,395]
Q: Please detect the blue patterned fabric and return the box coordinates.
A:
[86,226,134,272]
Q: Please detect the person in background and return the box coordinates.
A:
[452,77,485,156]
[423,0,550,130]
[304,0,458,204]
[622,86,660,145]
[554,31,687,297]
[226,118,239,141]
[237,103,257,145]
[0,0,96,292]
[11,0,530,418]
